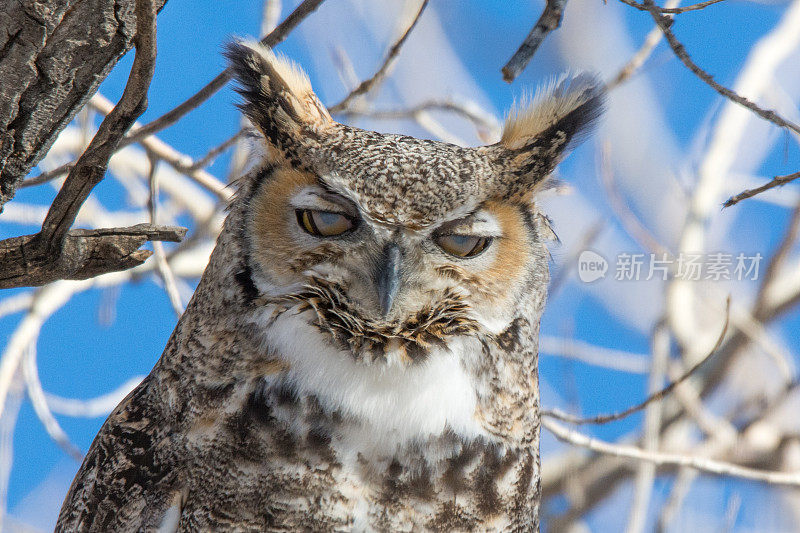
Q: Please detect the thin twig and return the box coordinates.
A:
[124,0,325,144]
[501,0,568,83]
[543,417,800,487]
[20,162,74,189]
[147,155,184,317]
[338,98,502,143]
[728,301,795,384]
[608,0,680,89]
[600,142,671,255]
[261,0,282,35]
[0,378,22,520]
[620,0,726,14]
[411,110,468,146]
[89,94,231,201]
[723,494,743,531]
[0,282,86,418]
[0,293,33,321]
[328,0,429,114]
[656,467,698,532]
[756,200,800,316]
[330,45,360,93]
[542,297,730,425]
[723,171,800,208]
[668,360,737,440]
[643,1,800,137]
[185,130,245,172]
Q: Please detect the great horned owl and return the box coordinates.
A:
[57,42,603,531]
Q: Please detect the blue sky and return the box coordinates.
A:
[2,0,800,530]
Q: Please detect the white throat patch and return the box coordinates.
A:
[256,308,490,454]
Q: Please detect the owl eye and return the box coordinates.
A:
[435,234,493,258]
[296,209,356,237]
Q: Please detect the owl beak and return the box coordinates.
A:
[375,243,402,318]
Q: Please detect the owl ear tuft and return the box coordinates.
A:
[225,40,332,157]
[491,73,605,194]
[502,73,605,151]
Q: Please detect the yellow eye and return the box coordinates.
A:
[435,234,493,258]
[296,209,356,237]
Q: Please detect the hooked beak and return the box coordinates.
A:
[375,243,402,318]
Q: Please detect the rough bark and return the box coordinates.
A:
[0,224,185,288]
[0,0,167,211]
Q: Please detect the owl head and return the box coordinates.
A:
[226,41,603,366]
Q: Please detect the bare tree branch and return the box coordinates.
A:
[502,0,568,83]
[261,0,283,36]
[620,0,726,14]
[0,0,168,210]
[723,171,800,208]
[328,0,429,114]
[0,378,22,520]
[0,225,186,289]
[756,201,800,316]
[124,0,326,144]
[0,283,84,419]
[543,299,729,425]
[20,162,75,189]
[147,156,184,317]
[656,467,698,532]
[38,0,157,248]
[643,1,800,137]
[543,418,800,488]
[22,341,83,461]
[0,0,166,290]
[45,376,144,418]
[338,98,502,142]
[185,130,246,173]
[540,336,650,374]
[89,94,231,200]
[607,0,681,89]
[625,323,669,533]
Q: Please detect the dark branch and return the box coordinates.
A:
[0,225,186,289]
[501,0,568,83]
[328,0,429,114]
[0,0,168,211]
[184,130,246,172]
[723,171,800,208]
[38,0,157,249]
[20,162,75,189]
[0,0,160,290]
[643,1,800,137]
[124,0,326,144]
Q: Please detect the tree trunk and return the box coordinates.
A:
[0,0,167,211]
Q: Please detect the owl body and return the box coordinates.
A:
[57,42,602,532]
